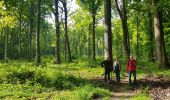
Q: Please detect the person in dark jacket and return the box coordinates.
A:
[101,59,113,82]
[113,58,121,83]
[127,56,137,86]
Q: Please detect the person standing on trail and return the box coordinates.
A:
[127,56,137,86]
[101,59,113,83]
[113,58,121,83]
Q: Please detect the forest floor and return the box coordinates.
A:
[92,74,170,100]
[0,58,170,100]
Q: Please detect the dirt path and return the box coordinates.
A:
[109,76,139,100]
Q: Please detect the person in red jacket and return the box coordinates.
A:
[127,56,137,86]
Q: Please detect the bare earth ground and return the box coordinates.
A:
[92,74,170,100]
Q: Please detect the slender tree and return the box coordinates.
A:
[62,0,72,62]
[4,28,8,63]
[77,0,102,61]
[36,0,41,65]
[115,0,130,60]
[29,1,34,61]
[104,0,112,61]
[55,0,61,64]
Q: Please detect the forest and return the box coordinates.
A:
[0,0,170,99]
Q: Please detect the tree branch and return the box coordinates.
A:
[115,0,123,19]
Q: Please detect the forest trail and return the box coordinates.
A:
[110,77,139,100]
[104,74,170,100]
[91,74,139,100]
[108,75,139,100]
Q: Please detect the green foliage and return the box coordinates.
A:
[76,0,102,15]
[74,85,111,100]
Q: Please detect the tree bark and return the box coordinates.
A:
[88,24,91,58]
[152,0,169,68]
[4,28,8,63]
[136,12,139,62]
[115,0,130,60]
[55,0,61,64]
[92,14,96,61]
[148,12,155,62]
[63,0,72,62]
[19,10,22,59]
[104,0,112,61]
[29,2,34,61]
[36,0,41,65]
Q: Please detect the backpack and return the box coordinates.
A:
[113,62,119,71]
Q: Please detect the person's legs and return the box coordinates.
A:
[108,71,111,82]
[128,71,132,85]
[133,71,137,84]
[118,71,120,82]
[115,70,120,83]
[104,70,107,82]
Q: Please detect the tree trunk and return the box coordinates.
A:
[115,0,130,60]
[88,23,91,58]
[19,11,22,59]
[92,14,96,61]
[122,0,130,60]
[55,0,60,64]
[64,36,67,60]
[148,12,155,62]
[104,0,112,61]
[136,12,139,62]
[29,2,33,61]
[63,1,71,62]
[152,0,169,68]
[36,0,41,65]
[4,28,8,63]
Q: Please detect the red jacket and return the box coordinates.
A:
[127,59,136,72]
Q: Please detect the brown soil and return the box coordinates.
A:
[139,74,170,100]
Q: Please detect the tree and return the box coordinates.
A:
[152,0,170,68]
[36,0,41,65]
[77,0,102,61]
[55,0,61,64]
[4,27,8,62]
[115,0,130,60]
[148,11,155,62]
[61,0,72,62]
[104,0,112,61]
[29,0,34,61]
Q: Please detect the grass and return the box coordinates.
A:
[0,57,170,99]
[0,57,111,99]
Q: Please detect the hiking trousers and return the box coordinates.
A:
[128,71,136,85]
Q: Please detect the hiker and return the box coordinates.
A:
[101,59,113,83]
[113,58,121,83]
[127,56,137,86]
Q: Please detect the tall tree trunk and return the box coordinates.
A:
[55,0,60,64]
[64,35,67,60]
[152,0,169,68]
[136,12,139,62]
[115,0,130,60]
[92,14,96,61]
[36,0,41,65]
[148,12,155,62]
[29,2,33,61]
[4,28,8,63]
[19,11,22,59]
[63,1,71,62]
[88,23,91,58]
[104,0,112,61]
